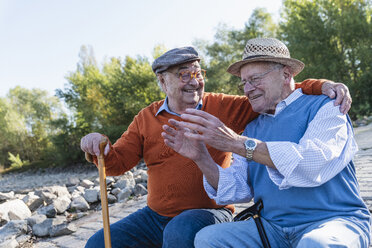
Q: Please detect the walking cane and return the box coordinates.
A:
[85,137,112,248]
[233,199,271,248]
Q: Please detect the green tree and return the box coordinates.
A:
[57,45,164,163]
[196,8,277,94]
[279,0,372,118]
[0,87,66,167]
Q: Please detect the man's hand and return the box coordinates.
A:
[80,133,110,157]
[321,81,352,114]
[171,109,243,153]
[162,121,209,162]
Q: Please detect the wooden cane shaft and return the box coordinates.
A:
[98,137,111,248]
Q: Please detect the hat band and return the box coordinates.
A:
[242,55,267,60]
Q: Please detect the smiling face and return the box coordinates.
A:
[158,61,205,114]
[240,62,293,114]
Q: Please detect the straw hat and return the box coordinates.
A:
[227,38,305,77]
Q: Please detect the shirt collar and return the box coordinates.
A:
[155,96,203,116]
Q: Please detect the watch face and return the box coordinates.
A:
[245,139,256,148]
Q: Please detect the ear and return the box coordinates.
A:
[157,73,167,92]
[282,66,293,85]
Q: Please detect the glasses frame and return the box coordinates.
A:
[238,65,283,92]
[177,69,206,83]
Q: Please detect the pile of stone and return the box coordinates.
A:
[0,164,148,247]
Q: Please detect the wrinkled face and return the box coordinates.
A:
[159,61,205,113]
[240,62,287,114]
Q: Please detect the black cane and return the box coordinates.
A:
[234,199,271,248]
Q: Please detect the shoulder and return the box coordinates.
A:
[203,92,248,105]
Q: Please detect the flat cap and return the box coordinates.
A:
[152,46,200,73]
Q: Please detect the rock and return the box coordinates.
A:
[39,191,57,205]
[70,196,90,211]
[49,223,77,237]
[0,192,15,202]
[133,169,148,183]
[117,188,132,202]
[49,186,71,198]
[0,220,28,244]
[133,184,148,196]
[27,214,47,227]
[53,196,71,214]
[38,205,57,218]
[66,177,80,187]
[83,188,99,203]
[80,179,94,188]
[107,194,117,204]
[22,192,44,212]
[32,217,65,237]
[15,234,31,246]
[113,178,135,190]
[0,199,31,221]
[0,239,18,248]
[111,188,121,196]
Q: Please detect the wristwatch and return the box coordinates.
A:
[244,138,257,161]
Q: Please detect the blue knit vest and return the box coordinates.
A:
[244,94,370,230]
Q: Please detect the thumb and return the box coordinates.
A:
[104,143,110,156]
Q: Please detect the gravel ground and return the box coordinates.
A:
[0,163,99,193]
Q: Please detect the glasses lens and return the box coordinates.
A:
[180,71,191,82]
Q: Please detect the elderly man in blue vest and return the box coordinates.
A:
[162,37,371,247]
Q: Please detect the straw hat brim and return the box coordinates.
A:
[227,56,305,77]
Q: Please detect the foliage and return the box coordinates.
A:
[55,46,164,164]
[195,8,278,95]
[8,152,29,170]
[278,0,372,118]
[0,87,66,167]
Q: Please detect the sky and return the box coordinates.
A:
[0,0,282,97]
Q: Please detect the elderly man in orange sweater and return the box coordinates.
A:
[80,46,351,248]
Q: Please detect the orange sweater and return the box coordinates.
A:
[102,79,325,217]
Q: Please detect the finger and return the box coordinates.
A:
[180,113,214,128]
[163,137,176,149]
[334,86,345,106]
[340,94,352,114]
[104,143,110,156]
[184,108,220,122]
[161,131,176,143]
[184,131,204,140]
[326,88,336,99]
[92,138,101,157]
[162,124,178,136]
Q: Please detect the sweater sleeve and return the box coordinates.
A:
[101,115,144,176]
[295,78,327,95]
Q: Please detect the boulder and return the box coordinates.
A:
[70,196,90,211]
[0,199,31,221]
[32,217,65,237]
[0,192,15,202]
[83,188,99,203]
[80,179,94,188]
[22,192,44,212]
[133,184,148,196]
[117,188,132,202]
[0,220,28,244]
[49,186,71,198]
[38,205,57,218]
[53,196,71,214]
[27,214,47,227]
[49,222,77,237]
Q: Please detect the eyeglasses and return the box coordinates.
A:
[177,69,206,83]
[238,65,282,91]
